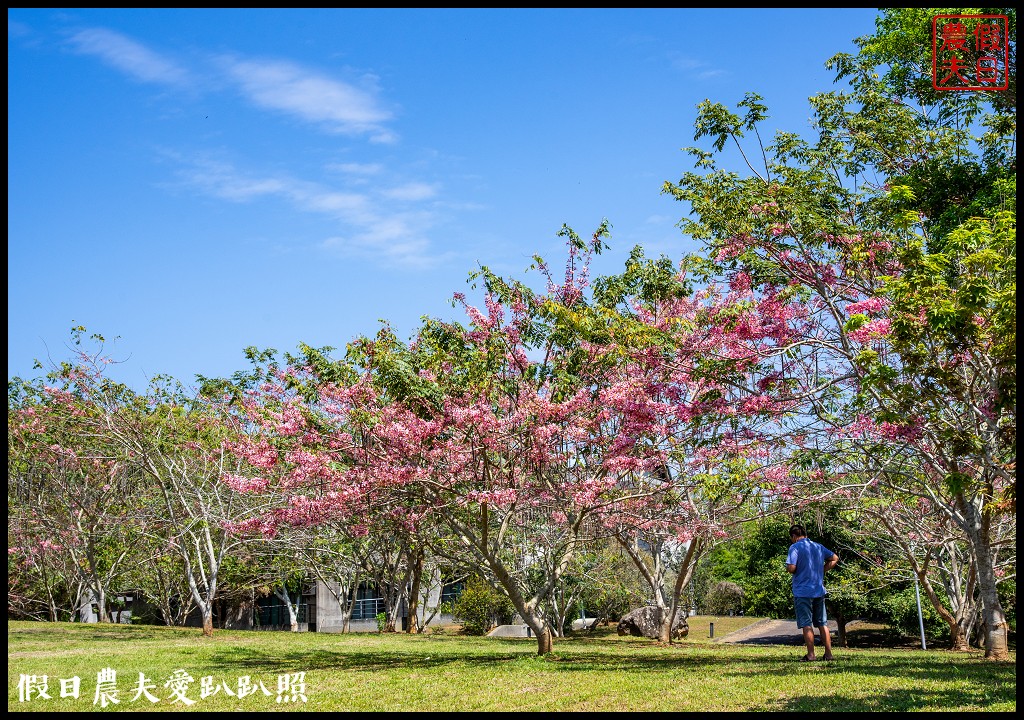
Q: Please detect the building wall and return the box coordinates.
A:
[312,579,458,633]
[78,578,462,633]
[78,592,142,624]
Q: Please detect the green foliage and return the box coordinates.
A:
[874,586,945,643]
[592,244,690,312]
[696,508,890,623]
[694,517,793,618]
[705,581,745,615]
[662,8,1016,658]
[575,542,648,623]
[739,563,794,619]
[998,579,1016,631]
[738,517,796,618]
[840,7,1016,118]
[375,611,387,633]
[450,576,516,636]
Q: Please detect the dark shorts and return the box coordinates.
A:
[794,596,828,629]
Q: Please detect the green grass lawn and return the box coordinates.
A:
[8,619,1015,712]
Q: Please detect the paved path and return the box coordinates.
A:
[712,618,843,646]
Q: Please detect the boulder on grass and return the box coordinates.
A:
[616,606,689,640]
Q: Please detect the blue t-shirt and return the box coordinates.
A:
[787,538,835,598]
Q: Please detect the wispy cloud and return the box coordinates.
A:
[321,214,440,269]
[667,51,729,81]
[381,182,438,202]
[644,214,676,225]
[696,69,727,80]
[8,19,32,39]
[222,58,396,140]
[175,157,442,268]
[67,27,188,85]
[59,27,434,264]
[63,26,399,141]
[327,162,385,176]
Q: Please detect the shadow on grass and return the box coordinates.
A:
[773,683,1017,712]
[201,638,1016,690]
[9,624,170,643]
[10,620,1014,711]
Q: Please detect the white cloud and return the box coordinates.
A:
[381,182,438,202]
[8,19,32,39]
[61,29,397,140]
[302,191,368,215]
[669,55,703,72]
[68,27,188,85]
[321,218,443,269]
[176,157,440,267]
[697,69,727,80]
[667,51,728,81]
[644,214,676,225]
[223,58,394,138]
[327,162,385,176]
[176,158,289,201]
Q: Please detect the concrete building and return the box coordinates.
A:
[79,577,464,633]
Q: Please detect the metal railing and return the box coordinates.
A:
[351,597,386,620]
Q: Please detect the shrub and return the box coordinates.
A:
[705,581,745,615]
[874,586,943,642]
[451,577,514,635]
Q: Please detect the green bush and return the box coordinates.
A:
[705,581,745,615]
[581,586,635,623]
[451,577,515,635]
[874,586,944,642]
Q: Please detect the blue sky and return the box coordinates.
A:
[8,8,882,391]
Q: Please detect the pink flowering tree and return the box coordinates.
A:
[7,515,85,622]
[225,226,681,655]
[8,342,145,623]
[14,330,275,636]
[663,48,1015,658]
[211,346,439,635]
[578,247,805,642]
[136,382,296,637]
[849,470,1010,652]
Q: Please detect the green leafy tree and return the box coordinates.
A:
[663,8,1015,659]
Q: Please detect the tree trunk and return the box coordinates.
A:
[533,624,553,655]
[407,549,424,634]
[384,591,402,632]
[961,496,1010,660]
[490,577,556,655]
[274,584,299,631]
[161,600,175,626]
[829,604,849,648]
[201,606,214,637]
[948,622,970,651]
[94,584,109,623]
[920,572,970,651]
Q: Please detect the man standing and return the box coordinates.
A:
[786,523,839,661]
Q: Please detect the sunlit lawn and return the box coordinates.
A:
[8,619,1015,712]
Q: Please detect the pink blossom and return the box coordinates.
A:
[848,318,892,343]
[846,297,889,315]
[222,473,270,493]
